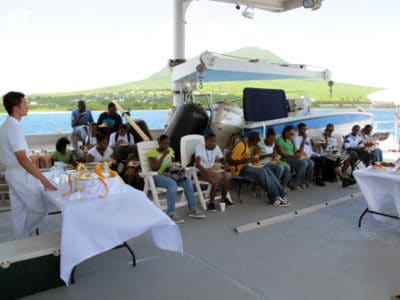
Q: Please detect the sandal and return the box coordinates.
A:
[293,185,303,191]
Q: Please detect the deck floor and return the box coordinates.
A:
[1,181,400,300]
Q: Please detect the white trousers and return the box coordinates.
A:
[5,166,48,239]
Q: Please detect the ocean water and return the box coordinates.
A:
[0,110,169,135]
[0,108,398,135]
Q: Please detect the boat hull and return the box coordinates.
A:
[243,112,374,138]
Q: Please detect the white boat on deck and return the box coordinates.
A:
[367,88,400,106]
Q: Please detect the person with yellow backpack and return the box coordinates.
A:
[227,131,290,207]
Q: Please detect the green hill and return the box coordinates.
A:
[18,46,382,112]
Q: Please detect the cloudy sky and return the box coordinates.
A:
[1,0,400,94]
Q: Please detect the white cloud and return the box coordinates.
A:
[1,0,400,94]
[0,24,173,94]
[8,8,31,21]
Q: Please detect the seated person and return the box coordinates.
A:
[109,124,136,162]
[97,102,122,136]
[51,137,73,164]
[84,122,98,150]
[319,124,356,187]
[276,125,313,190]
[343,124,374,169]
[228,131,290,207]
[109,124,135,147]
[71,100,94,149]
[361,124,383,164]
[86,133,115,163]
[257,127,291,192]
[293,123,321,186]
[195,132,233,212]
[148,134,205,223]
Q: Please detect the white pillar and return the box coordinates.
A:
[173,0,186,60]
[172,0,192,106]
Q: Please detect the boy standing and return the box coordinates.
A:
[0,92,57,238]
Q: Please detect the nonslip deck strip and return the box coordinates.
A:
[234,192,362,234]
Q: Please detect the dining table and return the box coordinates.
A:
[43,173,183,285]
[353,166,400,227]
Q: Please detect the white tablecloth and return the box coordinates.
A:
[44,176,183,285]
[354,168,400,220]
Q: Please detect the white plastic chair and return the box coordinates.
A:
[136,140,185,210]
[181,134,232,208]
[180,134,209,210]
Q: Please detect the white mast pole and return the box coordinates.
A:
[172,0,192,106]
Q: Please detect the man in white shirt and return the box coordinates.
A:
[319,124,355,187]
[293,123,325,186]
[195,132,233,212]
[344,124,373,168]
[0,92,57,239]
[361,124,383,164]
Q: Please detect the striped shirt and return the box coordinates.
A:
[343,134,364,150]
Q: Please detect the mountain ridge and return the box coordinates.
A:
[18,46,382,112]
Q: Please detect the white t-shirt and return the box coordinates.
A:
[294,134,317,158]
[108,132,135,147]
[195,144,223,169]
[257,140,274,163]
[361,132,374,145]
[87,147,114,162]
[320,133,338,153]
[85,135,97,146]
[0,117,30,167]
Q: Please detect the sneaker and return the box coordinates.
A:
[342,178,356,188]
[273,196,290,207]
[170,214,184,224]
[281,196,291,205]
[188,210,206,219]
[207,201,217,212]
[221,198,235,207]
[342,178,350,188]
[315,178,325,186]
[293,185,303,191]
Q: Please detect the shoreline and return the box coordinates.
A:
[0,105,397,116]
[1,107,399,116]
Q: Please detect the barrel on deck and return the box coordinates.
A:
[163,103,209,160]
[128,119,153,142]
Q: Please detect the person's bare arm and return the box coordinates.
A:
[149,149,169,171]
[71,112,84,127]
[298,134,306,153]
[86,153,95,163]
[259,152,274,160]
[277,144,301,159]
[15,151,57,191]
[195,156,208,173]
[219,157,230,169]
